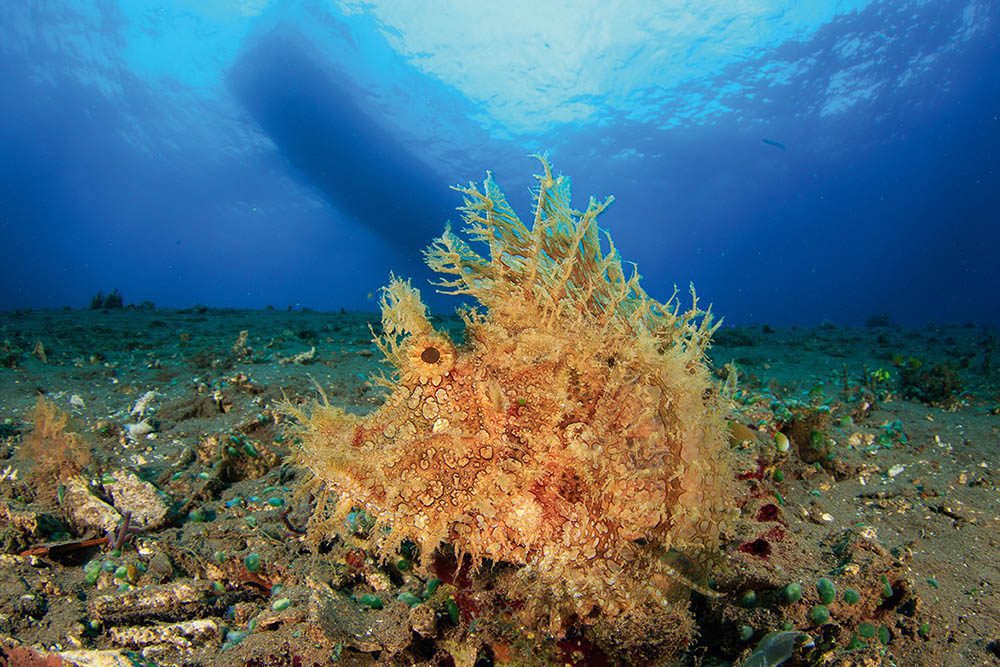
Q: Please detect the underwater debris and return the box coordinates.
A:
[292,157,735,651]
[88,579,231,625]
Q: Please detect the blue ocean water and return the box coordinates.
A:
[1,1,997,326]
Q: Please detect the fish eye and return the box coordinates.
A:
[420,346,441,364]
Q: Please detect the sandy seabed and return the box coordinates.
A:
[0,307,996,666]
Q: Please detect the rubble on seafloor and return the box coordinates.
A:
[0,307,996,666]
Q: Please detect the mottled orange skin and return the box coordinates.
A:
[297,159,734,643]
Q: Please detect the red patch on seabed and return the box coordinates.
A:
[756,503,781,522]
[739,537,772,558]
[737,459,767,481]
[738,525,786,559]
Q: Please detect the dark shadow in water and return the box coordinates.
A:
[227,27,452,250]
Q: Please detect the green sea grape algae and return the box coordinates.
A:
[292,157,736,650]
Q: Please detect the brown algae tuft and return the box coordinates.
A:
[17,396,93,504]
[291,157,736,649]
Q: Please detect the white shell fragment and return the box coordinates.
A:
[125,420,155,441]
[103,470,170,529]
[130,390,157,418]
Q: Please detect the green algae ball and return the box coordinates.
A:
[739,625,754,641]
[445,596,460,624]
[741,590,758,608]
[843,588,860,605]
[880,574,893,598]
[782,582,802,604]
[396,591,421,607]
[244,553,261,573]
[357,593,383,610]
[809,430,825,449]
[809,605,830,625]
[83,560,102,586]
[224,630,248,648]
[858,622,876,638]
[816,578,836,605]
[423,577,441,599]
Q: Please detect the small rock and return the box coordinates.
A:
[363,568,392,592]
[144,552,174,584]
[408,603,438,638]
[103,470,169,529]
[63,476,121,533]
[0,502,56,537]
[858,525,879,542]
[310,581,410,654]
[887,464,906,478]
